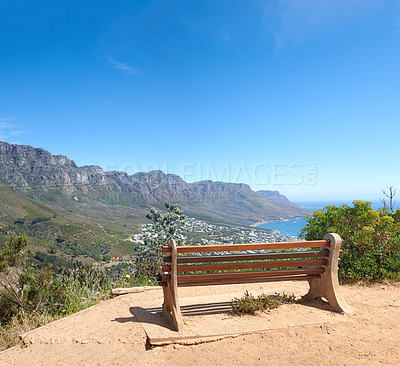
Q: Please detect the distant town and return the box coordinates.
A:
[132,217,299,246]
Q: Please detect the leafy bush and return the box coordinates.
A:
[102,254,111,263]
[49,262,112,316]
[0,233,49,322]
[231,291,297,315]
[300,200,400,282]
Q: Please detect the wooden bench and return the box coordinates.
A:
[158,233,352,331]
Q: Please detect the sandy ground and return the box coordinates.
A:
[0,282,399,366]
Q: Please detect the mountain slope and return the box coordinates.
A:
[256,190,302,208]
[0,181,139,260]
[0,141,310,226]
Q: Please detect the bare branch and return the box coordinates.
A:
[381,186,396,213]
[0,281,20,305]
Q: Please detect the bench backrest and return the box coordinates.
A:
[160,239,331,287]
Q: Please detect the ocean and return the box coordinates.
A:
[258,200,383,237]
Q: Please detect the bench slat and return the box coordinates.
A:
[162,267,325,282]
[162,258,328,273]
[163,250,329,264]
[162,240,329,253]
[174,274,321,287]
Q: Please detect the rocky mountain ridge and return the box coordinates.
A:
[0,141,310,225]
[256,190,301,207]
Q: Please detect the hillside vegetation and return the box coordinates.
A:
[0,182,138,263]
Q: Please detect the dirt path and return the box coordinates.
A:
[0,282,399,366]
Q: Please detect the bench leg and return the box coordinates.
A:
[161,282,174,327]
[170,281,183,331]
[162,282,172,312]
[303,233,352,314]
[160,240,184,331]
[161,281,183,331]
[159,267,172,313]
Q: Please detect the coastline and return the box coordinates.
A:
[250,220,271,227]
[254,216,308,238]
[251,216,306,228]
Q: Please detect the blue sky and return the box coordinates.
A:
[1,0,399,201]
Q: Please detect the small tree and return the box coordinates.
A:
[134,203,185,282]
[145,203,185,243]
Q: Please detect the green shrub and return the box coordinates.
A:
[230,291,297,315]
[49,262,112,316]
[339,247,400,282]
[300,200,400,283]
[102,254,111,263]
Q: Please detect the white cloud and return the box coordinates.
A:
[0,117,25,142]
[0,116,15,129]
[10,130,25,136]
[108,59,141,76]
[258,0,389,46]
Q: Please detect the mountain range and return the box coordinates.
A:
[0,141,309,225]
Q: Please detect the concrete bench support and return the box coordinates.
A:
[303,233,352,313]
